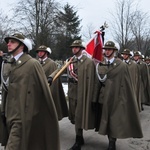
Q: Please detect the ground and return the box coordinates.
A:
[0,105,149,150]
[59,105,150,150]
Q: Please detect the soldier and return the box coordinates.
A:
[121,49,141,111]
[0,51,13,145]
[67,40,97,150]
[0,33,60,150]
[0,51,4,84]
[36,45,68,120]
[93,41,143,150]
[144,56,150,71]
[133,51,150,107]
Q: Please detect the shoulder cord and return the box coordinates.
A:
[96,63,107,82]
[1,61,9,92]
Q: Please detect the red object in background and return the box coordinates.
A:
[86,31,103,62]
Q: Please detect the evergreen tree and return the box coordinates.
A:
[54,3,82,60]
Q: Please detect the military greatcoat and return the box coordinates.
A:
[93,58,143,138]
[40,58,68,120]
[136,61,150,105]
[1,54,60,150]
[68,55,97,130]
[125,60,141,111]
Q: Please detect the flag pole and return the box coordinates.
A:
[51,56,75,82]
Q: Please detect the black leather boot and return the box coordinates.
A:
[107,141,116,150]
[68,135,84,150]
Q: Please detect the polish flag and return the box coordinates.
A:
[85,31,103,62]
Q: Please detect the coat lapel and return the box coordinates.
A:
[11,54,32,70]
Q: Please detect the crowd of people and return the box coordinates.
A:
[0,32,149,150]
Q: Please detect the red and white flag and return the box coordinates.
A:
[85,31,103,62]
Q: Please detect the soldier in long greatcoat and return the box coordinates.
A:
[121,49,141,111]
[133,51,150,107]
[93,41,143,150]
[144,56,150,74]
[67,40,97,150]
[0,33,60,150]
[36,45,68,120]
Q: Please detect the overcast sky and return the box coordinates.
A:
[62,0,150,42]
[0,0,149,42]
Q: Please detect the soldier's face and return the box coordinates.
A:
[104,49,114,58]
[37,51,47,58]
[7,39,21,52]
[145,60,150,64]
[133,56,139,61]
[72,47,81,56]
[122,54,129,60]
[7,39,24,56]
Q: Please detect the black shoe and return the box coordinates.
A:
[68,135,84,150]
[68,142,81,150]
[76,135,84,145]
[141,104,144,111]
[107,141,116,150]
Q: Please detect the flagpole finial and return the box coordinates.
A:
[100,22,108,31]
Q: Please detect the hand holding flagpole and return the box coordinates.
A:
[47,56,75,85]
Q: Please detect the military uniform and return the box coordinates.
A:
[67,40,97,150]
[0,61,12,144]
[144,56,150,75]
[68,55,96,129]
[93,41,143,150]
[121,49,141,111]
[133,51,150,106]
[1,34,60,150]
[36,45,68,121]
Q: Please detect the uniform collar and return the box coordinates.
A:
[77,54,83,60]
[106,57,115,64]
[14,52,23,61]
[39,57,48,62]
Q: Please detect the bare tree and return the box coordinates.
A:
[130,10,150,54]
[0,10,13,52]
[110,0,137,51]
[110,0,150,55]
[11,0,60,49]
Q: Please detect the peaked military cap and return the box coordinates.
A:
[121,49,132,56]
[133,51,141,56]
[5,33,25,43]
[144,56,150,61]
[36,45,52,54]
[5,33,32,52]
[70,40,85,49]
[103,41,118,50]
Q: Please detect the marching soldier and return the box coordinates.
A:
[67,40,97,150]
[93,41,143,150]
[0,33,60,150]
[144,56,150,71]
[121,49,141,111]
[36,45,68,120]
[133,51,150,107]
[0,51,13,145]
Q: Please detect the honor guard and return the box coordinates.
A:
[0,33,60,150]
[67,40,97,150]
[121,49,142,111]
[133,51,150,107]
[36,45,68,121]
[93,41,143,150]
